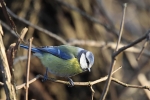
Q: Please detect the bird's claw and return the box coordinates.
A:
[42,74,48,82]
[68,78,74,87]
[42,68,48,82]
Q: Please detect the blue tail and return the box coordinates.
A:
[20,44,41,53]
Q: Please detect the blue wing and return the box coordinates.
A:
[20,45,73,60]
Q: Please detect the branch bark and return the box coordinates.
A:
[0,24,16,100]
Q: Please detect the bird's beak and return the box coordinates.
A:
[87,68,91,72]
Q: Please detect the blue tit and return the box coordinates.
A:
[20,44,94,86]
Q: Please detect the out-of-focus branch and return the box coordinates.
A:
[1,19,150,57]
[138,74,150,99]
[136,40,149,61]
[3,16,150,57]
[0,22,17,100]
[0,0,17,34]
[0,20,17,37]
[56,0,119,37]
[0,82,4,85]
[6,8,67,44]
[56,0,104,26]
[0,21,3,35]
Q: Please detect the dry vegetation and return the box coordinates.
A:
[0,0,150,100]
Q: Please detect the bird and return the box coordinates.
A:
[20,44,94,86]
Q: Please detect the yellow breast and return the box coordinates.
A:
[37,53,83,77]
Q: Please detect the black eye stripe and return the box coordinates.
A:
[86,57,89,65]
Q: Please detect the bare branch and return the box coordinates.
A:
[115,3,127,52]
[90,85,95,100]
[6,27,28,80]
[16,66,122,89]
[112,78,150,90]
[16,75,42,90]
[25,37,33,100]
[114,30,150,57]
[15,66,150,93]
[100,3,127,100]
[0,22,17,100]
[136,40,149,61]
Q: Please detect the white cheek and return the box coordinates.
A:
[80,53,88,69]
[86,51,94,68]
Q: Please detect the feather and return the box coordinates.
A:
[20,45,74,60]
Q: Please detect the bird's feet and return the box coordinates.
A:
[68,78,74,87]
[42,68,48,82]
[42,74,48,82]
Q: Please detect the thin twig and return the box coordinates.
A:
[25,37,33,100]
[114,30,150,57]
[90,85,95,100]
[136,40,149,61]
[0,20,17,37]
[115,3,127,52]
[18,27,28,43]
[112,78,150,90]
[16,75,42,90]
[100,3,127,100]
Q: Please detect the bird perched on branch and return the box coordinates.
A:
[20,44,94,86]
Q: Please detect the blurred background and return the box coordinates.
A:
[0,0,150,100]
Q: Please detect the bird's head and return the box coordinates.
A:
[77,49,94,72]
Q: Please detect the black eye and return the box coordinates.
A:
[86,58,89,65]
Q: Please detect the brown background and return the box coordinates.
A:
[0,0,150,100]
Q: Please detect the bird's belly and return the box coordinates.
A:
[38,54,83,77]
